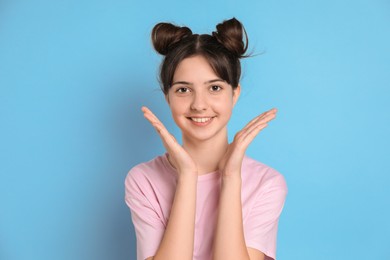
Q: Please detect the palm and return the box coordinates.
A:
[219,108,278,177]
[142,106,197,175]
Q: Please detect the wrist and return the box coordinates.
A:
[177,171,198,182]
[221,174,242,194]
[221,170,241,179]
[221,172,242,185]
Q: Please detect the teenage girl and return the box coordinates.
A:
[125,17,287,260]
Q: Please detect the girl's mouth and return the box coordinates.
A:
[187,116,215,126]
[191,117,212,123]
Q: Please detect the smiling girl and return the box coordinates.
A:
[125,17,287,260]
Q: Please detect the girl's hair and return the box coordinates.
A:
[151,17,249,94]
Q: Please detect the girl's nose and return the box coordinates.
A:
[190,92,208,111]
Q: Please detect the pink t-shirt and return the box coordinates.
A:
[125,153,287,260]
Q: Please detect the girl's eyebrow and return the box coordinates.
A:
[205,79,225,84]
[171,81,192,86]
[171,79,225,86]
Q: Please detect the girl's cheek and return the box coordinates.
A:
[213,96,234,107]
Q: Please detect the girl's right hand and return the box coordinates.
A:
[141,106,198,177]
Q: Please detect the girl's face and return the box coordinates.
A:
[166,55,240,143]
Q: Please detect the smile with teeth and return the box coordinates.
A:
[190,117,213,123]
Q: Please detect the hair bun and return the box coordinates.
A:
[151,23,192,55]
[212,17,248,58]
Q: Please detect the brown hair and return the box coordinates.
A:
[151,17,249,94]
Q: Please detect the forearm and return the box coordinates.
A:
[153,174,197,260]
[212,174,250,260]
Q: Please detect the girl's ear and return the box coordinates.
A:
[233,84,241,106]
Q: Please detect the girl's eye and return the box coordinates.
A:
[176,87,190,93]
[210,85,222,92]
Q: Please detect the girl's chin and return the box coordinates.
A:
[181,129,228,144]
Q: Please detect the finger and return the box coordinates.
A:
[242,109,277,140]
[241,107,277,132]
[233,109,277,148]
[142,106,163,125]
[145,116,173,143]
[234,114,264,141]
[141,106,179,148]
[250,111,276,130]
[149,120,179,151]
[242,113,275,139]
[250,108,277,126]
[237,109,276,141]
[241,123,269,147]
[142,106,168,130]
[232,122,268,152]
[143,110,162,128]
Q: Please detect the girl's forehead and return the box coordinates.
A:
[173,56,219,80]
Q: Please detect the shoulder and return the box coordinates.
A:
[125,153,174,193]
[242,155,288,195]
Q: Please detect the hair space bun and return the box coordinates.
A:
[151,23,193,55]
[212,17,249,58]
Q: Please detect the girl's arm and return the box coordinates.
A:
[142,107,198,260]
[213,108,277,260]
[212,175,264,260]
[212,175,253,260]
[150,173,197,260]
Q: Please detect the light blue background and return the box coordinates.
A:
[1,0,389,259]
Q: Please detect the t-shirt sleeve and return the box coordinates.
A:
[124,168,165,260]
[244,173,288,260]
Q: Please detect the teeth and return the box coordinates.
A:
[191,117,211,123]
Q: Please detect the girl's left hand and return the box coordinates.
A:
[218,108,278,178]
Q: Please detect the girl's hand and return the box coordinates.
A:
[141,106,198,177]
[218,108,278,178]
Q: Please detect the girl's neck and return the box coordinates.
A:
[182,130,229,175]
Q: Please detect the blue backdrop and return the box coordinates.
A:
[1,0,389,259]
